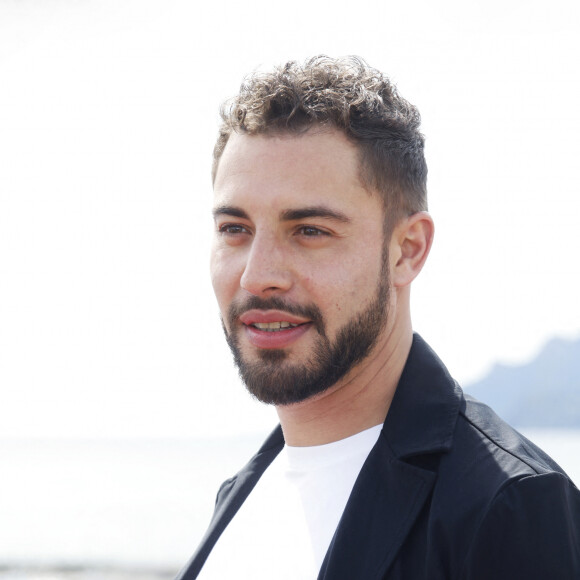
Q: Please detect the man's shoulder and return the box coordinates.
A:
[401,334,565,479]
[457,393,566,477]
[428,392,575,528]
[435,395,580,578]
[414,392,580,576]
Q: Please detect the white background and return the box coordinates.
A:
[1,0,579,440]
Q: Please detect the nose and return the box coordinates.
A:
[240,234,293,296]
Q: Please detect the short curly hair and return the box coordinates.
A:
[212,56,427,230]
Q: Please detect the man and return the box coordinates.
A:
[178,57,580,579]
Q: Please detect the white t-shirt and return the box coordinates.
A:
[198,424,383,579]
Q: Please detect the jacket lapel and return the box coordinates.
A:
[175,427,284,580]
[319,436,436,579]
[319,334,463,579]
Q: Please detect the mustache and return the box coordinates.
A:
[227,295,325,333]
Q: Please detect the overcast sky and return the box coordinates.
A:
[1,0,579,439]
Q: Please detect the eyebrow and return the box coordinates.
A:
[212,204,351,224]
[212,205,249,220]
[280,206,351,224]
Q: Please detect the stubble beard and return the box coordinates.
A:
[222,251,391,406]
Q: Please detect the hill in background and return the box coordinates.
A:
[465,335,580,428]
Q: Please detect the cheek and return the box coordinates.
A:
[334,256,380,291]
[210,249,239,308]
[306,264,364,314]
[316,257,382,316]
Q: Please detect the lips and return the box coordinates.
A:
[239,309,310,325]
[238,309,312,349]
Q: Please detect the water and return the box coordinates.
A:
[0,434,267,575]
[0,430,578,578]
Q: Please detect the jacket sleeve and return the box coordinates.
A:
[460,471,580,579]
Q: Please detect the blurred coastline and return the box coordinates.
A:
[0,565,176,580]
[0,435,265,580]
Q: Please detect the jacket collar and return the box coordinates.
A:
[383,333,463,458]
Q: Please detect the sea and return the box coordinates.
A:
[1,430,579,580]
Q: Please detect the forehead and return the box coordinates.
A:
[213,130,376,214]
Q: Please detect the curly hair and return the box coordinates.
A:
[212,56,427,229]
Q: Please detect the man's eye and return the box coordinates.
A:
[298,226,328,237]
[219,224,249,235]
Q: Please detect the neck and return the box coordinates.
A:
[276,318,413,447]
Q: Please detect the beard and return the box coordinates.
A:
[223,259,390,406]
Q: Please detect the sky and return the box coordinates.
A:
[0,0,579,439]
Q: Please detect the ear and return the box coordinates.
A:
[390,211,434,288]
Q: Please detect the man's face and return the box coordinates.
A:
[210,130,391,405]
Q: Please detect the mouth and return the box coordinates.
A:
[250,321,302,332]
[237,310,313,349]
[239,309,310,328]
